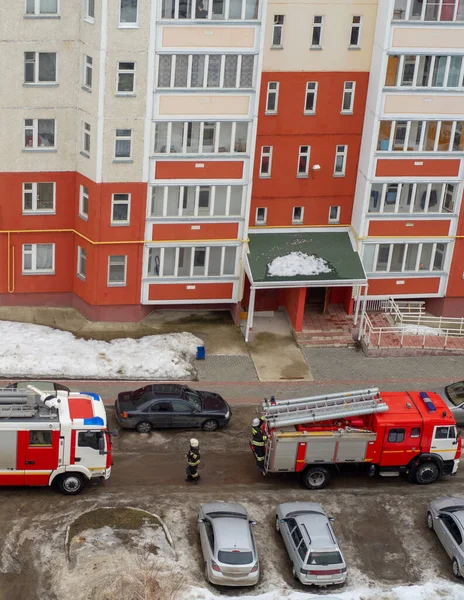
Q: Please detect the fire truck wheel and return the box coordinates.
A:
[414,461,439,485]
[452,558,461,578]
[57,473,86,495]
[136,421,152,434]
[301,466,330,490]
[427,511,434,531]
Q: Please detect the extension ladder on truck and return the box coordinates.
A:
[262,388,389,429]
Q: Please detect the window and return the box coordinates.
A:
[388,428,405,443]
[114,129,132,159]
[266,81,279,114]
[304,82,318,114]
[77,246,87,280]
[435,426,450,439]
[117,62,136,93]
[150,185,245,217]
[78,431,103,450]
[386,54,464,88]
[161,0,260,20]
[29,431,52,446]
[24,119,55,149]
[82,122,91,156]
[298,539,308,561]
[297,145,311,177]
[290,525,303,548]
[311,15,323,47]
[120,0,138,24]
[108,255,127,286]
[334,145,347,176]
[255,207,267,225]
[22,243,54,273]
[393,0,464,22]
[368,182,458,215]
[111,193,131,225]
[292,206,304,223]
[85,0,95,20]
[83,55,93,90]
[349,16,362,47]
[79,185,89,219]
[259,146,272,177]
[377,120,464,152]
[411,427,421,438]
[329,206,340,223]
[147,245,237,277]
[23,182,55,213]
[272,15,284,46]
[365,242,448,273]
[341,81,355,113]
[26,0,58,15]
[24,52,57,83]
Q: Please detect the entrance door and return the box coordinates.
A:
[305,287,327,312]
[74,430,106,471]
[430,425,458,461]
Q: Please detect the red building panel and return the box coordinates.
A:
[149,282,233,301]
[368,277,441,295]
[151,222,239,240]
[155,161,244,180]
[368,220,451,237]
[375,159,461,178]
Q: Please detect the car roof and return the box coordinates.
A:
[297,513,336,550]
[142,384,187,398]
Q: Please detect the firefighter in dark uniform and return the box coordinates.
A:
[185,438,201,484]
[251,418,267,471]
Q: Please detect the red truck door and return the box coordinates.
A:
[380,425,421,467]
[23,429,60,486]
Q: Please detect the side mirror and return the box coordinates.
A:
[249,520,257,526]
[197,518,204,524]
[98,436,108,455]
[279,519,287,524]
[110,429,119,437]
[329,517,335,522]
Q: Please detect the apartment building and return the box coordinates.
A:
[0,0,463,332]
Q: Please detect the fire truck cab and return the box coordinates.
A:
[260,388,461,489]
[0,385,112,495]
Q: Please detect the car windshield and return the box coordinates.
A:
[307,551,342,566]
[207,512,247,520]
[184,388,202,411]
[218,551,253,565]
[445,381,464,407]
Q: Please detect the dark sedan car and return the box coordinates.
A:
[115,384,231,433]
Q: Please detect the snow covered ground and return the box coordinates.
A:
[268,252,332,277]
[0,320,202,379]
[401,324,443,336]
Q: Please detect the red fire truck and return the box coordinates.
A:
[259,388,461,489]
[0,385,112,495]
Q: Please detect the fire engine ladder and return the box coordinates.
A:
[0,389,38,418]
[262,388,388,429]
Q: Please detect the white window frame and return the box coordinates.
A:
[297,145,311,177]
[25,0,59,16]
[77,246,87,280]
[114,129,132,159]
[292,206,304,224]
[255,207,267,225]
[119,0,138,26]
[83,55,93,90]
[311,15,324,48]
[108,255,127,286]
[147,245,239,278]
[368,242,448,274]
[334,145,347,176]
[24,118,56,149]
[149,184,246,218]
[272,15,284,47]
[111,193,131,226]
[22,182,56,214]
[24,51,57,84]
[22,243,55,274]
[265,81,279,114]
[82,121,91,156]
[117,61,136,94]
[304,82,318,115]
[79,185,89,220]
[341,81,356,114]
[259,146,272,177]
[328,206,340,223]
[349,15,362,48]
[84,0,95,22]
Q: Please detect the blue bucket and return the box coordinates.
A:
[196,346,206,360]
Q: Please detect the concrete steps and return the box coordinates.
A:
[296,330,355,348]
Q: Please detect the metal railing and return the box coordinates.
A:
[384,298,464,333]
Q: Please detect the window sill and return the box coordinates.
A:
[77,274,86,281]
[309,45,322,51]
[23,148,57,153]
[254,222,266,226]
[270,45,283,50]
[110,222,130,227]
[81,86,92,93]
[80,151,90,158]
[296,174,309,179]
[22,271,55,276]
[333,173,346,178]
[348,45,361,50]
[264,111,277,116]
[23,82,59,87]
[259,175,271,179]
[303,111,316,116]
[107,282,127,287]
[83,17,95,24]
[24,14,60,19]
[79,214,89,221]
[292,221,304,225]
[118,23,139,28]
[113,158,133,163]
[340,111,353,115]
[22,211,56,216]
[116,92,136,97]
[328,221,340,225]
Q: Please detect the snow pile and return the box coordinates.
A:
[401,324,443,336]
[267,252,332,277]
[0,321,202,379]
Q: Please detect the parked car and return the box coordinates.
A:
[427,496,464,577]
[115,384,231,433]
[442,381,464,426]
[198,502,259,587]
[6,380,70,394]
[275,502,347,586]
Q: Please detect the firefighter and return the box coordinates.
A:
[251,418,267,471]
[185,438,201,484]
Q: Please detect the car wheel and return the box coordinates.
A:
[57,473,85,495]
[275,516,280,533]
[427,511,434,531]
[301,466,331,490]
[452,558,461,578]
[292,565,298,580]
[414,462,439,485]
[204,561,210,583]
[202,419,218,432]
[136,421,152,434]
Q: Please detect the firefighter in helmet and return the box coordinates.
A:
[185,438,201,484]
[251,418,267,471]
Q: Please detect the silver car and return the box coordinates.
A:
[429,382,464,426]
[276,502,347,586]
[427,496,464,577]
[198,502,259,587]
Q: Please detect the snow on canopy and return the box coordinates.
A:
[267,252,332,277]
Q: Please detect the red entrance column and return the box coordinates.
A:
[279,287,306,332]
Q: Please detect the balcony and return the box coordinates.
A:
[393,0,464,22]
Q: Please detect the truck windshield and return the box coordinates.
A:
[445,381,464,407]
[307,551,342,566]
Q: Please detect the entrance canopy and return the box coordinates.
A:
[245,231,367,288]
